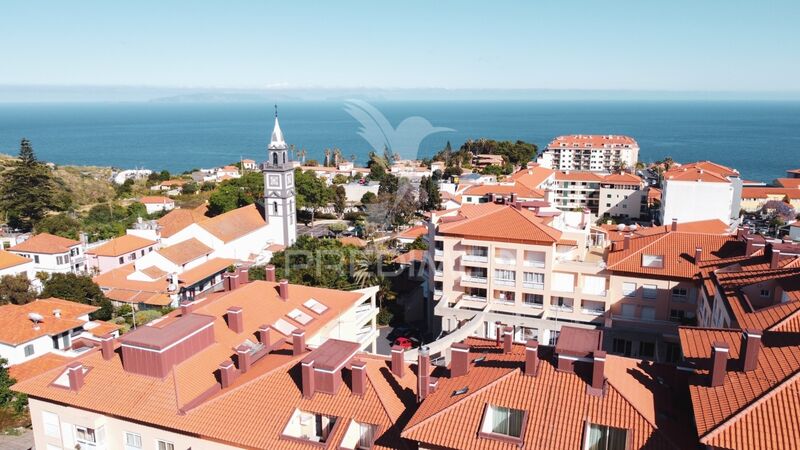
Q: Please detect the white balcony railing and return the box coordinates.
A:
[434,249,444,257]
[550,305,574,313]
[462,275,488,284]
[463,254,488,263]
[494,258,516,265]
[523,302,544,309]
[581,308,604,315]
[523,282,544,290]
[581,289,607,297]
[495,279,515,287]
[434,270,443,277]
[494,298,516,305]
[523,260,546,268]
[463,295,487,302]
[434,290,443,299]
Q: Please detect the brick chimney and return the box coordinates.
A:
[525,340,539,377]
[265,264,276,282]
[279,279,289,301]
[510,192,518,203]
[495,321,502,347]
[301,360,315,399]
[450,342,470,377]
[257,324,271,348]
[236,344,251,373]
[292,330,306,355]
[391,345,405,378]
[694,246,703,263]
[710,342,729,387]
[179,300,193,316]
[99,333,115,360]
[588,350,606,395]
[623,234,631,251]
[771,248,782,269]
[239,267,249,285]
[417,346,431,402]
[351,359,366,397]
[502,326,513,354]
[67,361,85,392]
[740,329,762,372]
[671,218,678,232]
[226,306,244,333]
[219,359,237,388]
[745,236,755,255]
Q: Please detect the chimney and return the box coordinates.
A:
[236,344,252,373]
[99,333,115,360]
[623,234,631,251]
[488,193,496,203]
[391,345,405,378]
[257,324,271,349]
[740,329,762,372]
[450,342,470,377]
[226,306,244,333]
[301,360,315,399]
[265,264,276,282]
[179,300,193,316]
[710,342,729,387]
[525,340,539,376]
[694,246,703,263]
[67,362,85,392]
[745,236,755,255]
[239,267,249,285]
[742,225,750,237]
[771,248,782,269]
[510,192,518,203]
[219,359,237,388]
[53,309,61,319]
[351,359,367,397]
[590,350,606,394]
[503,326,513,354]
[417,346,431,402]
[495,321,502,347]
[292,329,306,355]
[671,218,678,232]
[279,279,289,301]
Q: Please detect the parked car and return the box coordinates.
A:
[387,326,419,342]
[393,336,419,350]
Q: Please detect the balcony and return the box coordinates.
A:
[581,307,604,315]
[581,288,607,297]
[523,260,546,269]
[434,249,444,258]
[463,254,488,263]
[461,275,488,285]
[433,290,443,299]
[494,258,516,266]
[550,304,574,313]
[523,301,544,309]
[495,278,516,287]
[493,297,516,305]
[434,270,443,278]
[523,281,544,290]
[462,294,488,302]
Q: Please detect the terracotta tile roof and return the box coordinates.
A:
[438,205,562,245]
[157,238,212,265]
[156,208,208,238]
[554,171,604,182]
[742,187,800,200]
[159,179,186,187]
[9,233,79,254]
[509,166,555,189]
[648,187,662,204]
[94,265,169,296]
[402,337,681,450]
[177,258,235,286]
[397,225,427,240]
[606,231,741,279]
[140,266,167,280]
[8,353,72,382]
[547,135,638,149]
[104,289,172,306]
[86,234,156,257]
[0,250,32,270]
[775,178,800,189]
[198,204,267,243]
[393,249,426,265]
[677,161,739,178]
[602,172,643,184]
[463,183,544,199]
[0,298,96,345]
[83,320,122,338]
[11,282,401,450]
[664,167,730,183]
[679,327,800,449]
[139,196,174,204]
[601,219,731,243]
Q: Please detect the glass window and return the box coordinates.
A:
[42,411,60,438]
[621,304,636,318]
[118,257,124,264]
[622,282,636,297]
[584,423,628,450]
[549,330,560,346]
[157,441,175,450]
[642,284,657,299]
[356,422,377,450]
[124,432,142,449]
[494,269,515,281]
[641,306,655,320]
[34,255,39,264]
[24,344,34,357]
[641,254,664,268]
[523,293,543,307]
[672,287,687,298]
[760,289,770,297]
[75,426,96,444]
[483,405,524,438]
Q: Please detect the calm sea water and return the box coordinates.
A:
[0,101,798,182]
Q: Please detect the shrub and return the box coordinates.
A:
[377,307,394,326]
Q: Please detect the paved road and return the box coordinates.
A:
[376,326,393,355]
[297,221,347,238]
[0,429,34,450]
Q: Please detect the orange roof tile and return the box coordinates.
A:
[775,178,800,189]
[438,205,562,245]
[602,172,643,185]
[0,250,32,270]
[601,219,731,243]
[198,204,267,243]
[86,234,156,257]
[9,233,79,254]
[338,236,367,247]
[547,135,638,149]
[509,166,555,189]
[393,249,426,265]
[94,264,169,293]
[157,238,212,265]
[157,208,208,238]
[678,161,739,178]
[0,298,96,345]
[742,187,800,200]
[664,167,730,183]
[139,196,174,204]
[463,183,544,199]
[397,225,427,240]
[554,171,604,182]
[177,258,235,286]
[8,353,72,382]
[83,320,122,338]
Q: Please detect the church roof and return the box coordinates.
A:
[268,113,287,150]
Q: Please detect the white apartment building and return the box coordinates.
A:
[598,172,648,219]
[537,135,639,172]
[8,233,87,274]
[661,162,740,225]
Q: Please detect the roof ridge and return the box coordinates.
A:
[607,233,668,269]
[700,365,800,444]
[403,367,517,434]
[364,364,404,425]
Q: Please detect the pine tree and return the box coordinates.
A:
[0,139,57,231]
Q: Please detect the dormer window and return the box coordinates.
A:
[282,409,338,444]
[341,420,378,449]
[479,404,526,443]
[641,254,664,268]
[583,422,627,450]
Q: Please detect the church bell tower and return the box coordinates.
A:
[263,106,297,246]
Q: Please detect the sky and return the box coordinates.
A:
[1,1,799,93]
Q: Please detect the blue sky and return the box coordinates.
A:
[2,1,798,92]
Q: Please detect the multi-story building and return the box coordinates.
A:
[598,172,648,219]
[537,135,639,172]
[740,186,800,212]
[552,171,603,213]
[85,234,157,274]
[8,233,87,274]
[661,161,742,224]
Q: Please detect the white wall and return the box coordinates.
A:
[0,334,54,365]
[661,180,734,225]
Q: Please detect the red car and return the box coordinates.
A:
[393,337,418,350]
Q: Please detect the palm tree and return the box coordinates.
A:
[298,148,307,165]
[324,148,331,167]
[333,148,343,167]
[353,249,396,308]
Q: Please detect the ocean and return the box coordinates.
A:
[0,100,798,182]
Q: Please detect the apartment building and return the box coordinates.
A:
[432,203,608,346]
[552,171,603,213]
[85,234,157,274]
[537,135,639,172]
[597,172,648,219]
[8,232,87,274]
[740,186,800,212]
[661,161,742,224]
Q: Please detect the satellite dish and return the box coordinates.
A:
[616,224,626,231]
[28,312,44,323]
[629,224,638,231]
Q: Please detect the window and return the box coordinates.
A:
[157,440,175,450]
[356,422,376,449]
[124,432,142,449]
[612,338,632,357]
[672,287,687,298]
[523,293,543,307]
[760,289,771,298]
[523,272,544,289]
[56,256,64,265]
[283,409,338,444]
[641,254,664,268]
[549,330,560,346]
[34,255,39,264]
[621,303,636,318]
[75,426,97,444]
[24,344,34,357]
[641,306,655,320]
[482,405,524,438]
[670,309,686,322]
[494,269,515,286]
[273,153,278,165]
[495,290,514,303]
[642,284,657,299]
[42,411,60,438]
[118,257,124,264]
[622,282,636,297]
[273,201,278,214]
[584,422,627,450]
[639,341,655,358]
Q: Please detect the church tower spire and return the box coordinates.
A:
[262,106,296,246]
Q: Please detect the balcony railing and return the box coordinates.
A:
[523,260,546,268]
[434,270,443,277]
[462,294,487,302]
[581,288,607,297]
[581,307,604,315]
[550,305,574,313]
[494,258,516,265]
[523,282,544,290]
[434,249,443,257]
[494,298,516,305]
[433,290,443,299]
[495,279,515,287]
[462,275,487,284]
[463,254,488,263]
[523,301,544,309]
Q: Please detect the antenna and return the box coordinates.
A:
[274,103,278,118]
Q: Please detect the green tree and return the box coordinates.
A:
[41,273,106,306]
[35,214,81,240]
[208,184,244,216]
[332,174,349,185]
[294,169,330,225]
[408,235,429,250]
[92,299,114,321]
[418,176,441,212]
[181,181,198,195]
[0,274,34,305]
[0,357,27,413]
[332,185,347,217]
[378,174,399,195]
[328,222,347,236]
[269,235,361,289]
[0,139,58,231]
[360,191,377,205]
